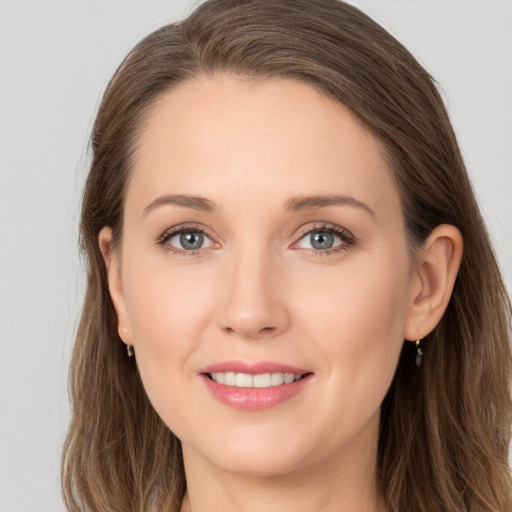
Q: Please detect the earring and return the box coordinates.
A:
[415,339,423,367]
[126,345,134,358]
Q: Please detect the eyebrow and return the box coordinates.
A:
[143,194,217,215]
[143,193,376,218]
[285,194,376,217]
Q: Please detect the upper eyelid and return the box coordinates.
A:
[156,221,356,248]
[294,222,355,240]
[157,225,217,254]
[158,223,215,242]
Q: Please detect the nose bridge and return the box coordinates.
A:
[217,240,289,339]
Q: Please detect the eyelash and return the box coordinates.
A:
[292,222,356,257]
[155,223,213,256]
[155,222,357,257]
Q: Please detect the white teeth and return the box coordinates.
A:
[235,373,253,388]
[283,373,295,384]
[253,373,271,388]
[210,372,304,388]
[271,372,284,386]
[225,372,236,386]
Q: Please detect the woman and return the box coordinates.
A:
[61,0,512,510]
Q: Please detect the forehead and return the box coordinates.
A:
[127,75,400,222]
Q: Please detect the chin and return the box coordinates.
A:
[180,423,328,479]
[200,446,309,478]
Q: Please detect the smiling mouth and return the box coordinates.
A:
[206,372,311,388]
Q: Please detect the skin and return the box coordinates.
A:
[100,75,462,512]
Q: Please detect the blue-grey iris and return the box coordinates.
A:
[311,231,334,250]
[180,232,204,250]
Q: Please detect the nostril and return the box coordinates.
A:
[220,321,277,338]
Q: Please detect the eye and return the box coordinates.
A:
[170,231,209,250]
[301,231,338,250]
[157,226,216,254]
[293,224,355,254]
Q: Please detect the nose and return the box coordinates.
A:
[216,248,290,340]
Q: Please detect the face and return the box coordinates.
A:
[106,75,417,479]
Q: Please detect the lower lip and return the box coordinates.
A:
[201,374,313,411]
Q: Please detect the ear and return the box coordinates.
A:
[404,224,463,341]
[98,227,132,346]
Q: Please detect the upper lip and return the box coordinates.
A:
[199,360,311,376]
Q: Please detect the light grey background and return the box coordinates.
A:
[1,1,511,511]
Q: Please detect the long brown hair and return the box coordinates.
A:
[62,1,512,510]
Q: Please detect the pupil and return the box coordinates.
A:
[311,231,333,250]
[180,232,203,250]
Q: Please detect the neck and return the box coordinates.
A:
[180,416,385,512]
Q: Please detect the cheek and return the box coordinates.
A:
[120,253,217,391]
[120,256,220,435]
[296,250,410,395]
[123,251,214,343]
[301,250,408,327]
